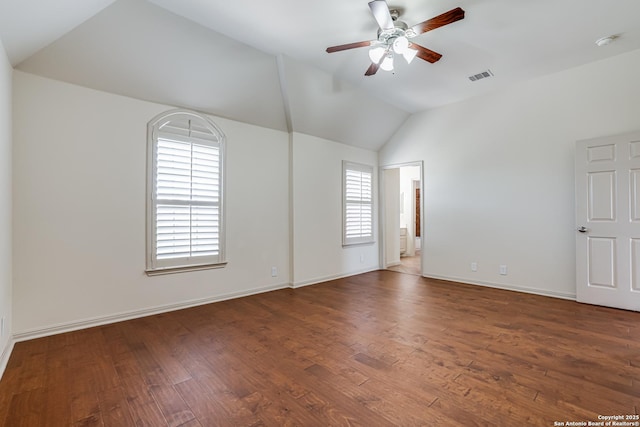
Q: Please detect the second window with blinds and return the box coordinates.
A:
[343,161,374,246]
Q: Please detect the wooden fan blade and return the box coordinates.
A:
[326,40,373,53]
[409,43,442,63]
[410,7,465,36]
[369,0,394,30]
[365,62,380,76]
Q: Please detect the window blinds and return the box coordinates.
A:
[343,162,374,245]
[155,138,220,259]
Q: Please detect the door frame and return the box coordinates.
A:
[412,179,421,243]
[379,161,424,274]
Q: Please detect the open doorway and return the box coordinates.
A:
[380,162,423,276]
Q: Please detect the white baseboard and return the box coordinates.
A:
[0,337,15,381]
[13,267,381,342]
[13,281,291,343]
[292,267,379,289]
[422,273,576,301]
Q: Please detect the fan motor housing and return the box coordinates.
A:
[377,20,413,44]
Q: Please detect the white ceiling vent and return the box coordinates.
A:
[468,69,494,82]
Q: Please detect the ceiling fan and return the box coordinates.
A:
[326,1,465,76]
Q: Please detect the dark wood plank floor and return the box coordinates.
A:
[1,270,639,426]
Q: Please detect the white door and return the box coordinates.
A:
[575,131,640,311]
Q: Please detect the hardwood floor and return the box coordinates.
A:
[1,270,639,426]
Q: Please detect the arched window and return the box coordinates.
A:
[146,110,226,274]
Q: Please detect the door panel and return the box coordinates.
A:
[588,171,616,221]
[587,144,615,162]
[631,169,640,221]
[587,237,616,288]
[576,131,640,311]
[631,239,640,291]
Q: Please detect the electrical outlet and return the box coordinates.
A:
[360,254,364,263]
[0,317,4,337]
[271,267,278,277]
[471,262,478,272]
[499,265,507,275]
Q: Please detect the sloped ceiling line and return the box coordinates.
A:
[10,0,639,150]
[276,54,294,134]
[3,0,640,126]
[12,0,408,150]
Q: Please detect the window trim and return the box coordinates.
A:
[146,109,227,275]
[342,161,375,247]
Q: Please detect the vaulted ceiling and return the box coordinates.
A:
[1,0,640,151]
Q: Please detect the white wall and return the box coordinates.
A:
[380,49,640,299]
[291,132,379,286]
[12,71,290,336]
[0,40,13,369]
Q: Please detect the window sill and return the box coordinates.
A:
[342,240,375,248]
[145,261,228,276]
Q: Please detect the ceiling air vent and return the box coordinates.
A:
[468,69,494,82]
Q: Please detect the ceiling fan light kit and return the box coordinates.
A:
[326,0,465,76]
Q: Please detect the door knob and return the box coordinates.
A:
[577,226,588,233]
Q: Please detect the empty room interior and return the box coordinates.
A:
[1,0,640,425]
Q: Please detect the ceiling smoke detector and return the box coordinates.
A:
[595,35,617,47]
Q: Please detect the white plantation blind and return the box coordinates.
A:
[343,161,374,245]
[147,111,226,273]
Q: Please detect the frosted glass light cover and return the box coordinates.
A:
[380,55,394,71]
[392,36,409,54]
[403,47,418,64]
[368,47,385,63]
